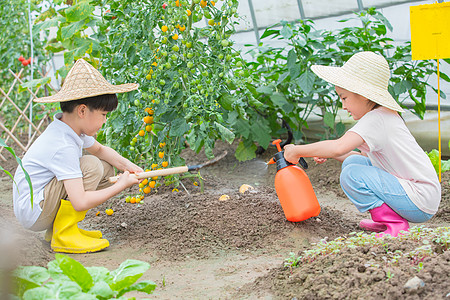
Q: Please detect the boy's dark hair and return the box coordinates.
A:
[60,94,118,113]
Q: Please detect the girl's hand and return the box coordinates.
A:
[116,171,140,189]
[283,144,301,165]
[314,157,327,164]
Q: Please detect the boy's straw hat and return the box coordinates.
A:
[35,59,138,103]
[311,51,404,112]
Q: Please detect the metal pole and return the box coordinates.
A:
[27,0,34,139]
[296,0,306,20]
[357,0,364,11]
[247,0,260,45]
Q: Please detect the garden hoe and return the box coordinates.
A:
[108,151,228,183]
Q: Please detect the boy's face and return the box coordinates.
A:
[82,106,108,136]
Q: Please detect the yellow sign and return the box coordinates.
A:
[410,2,450,60]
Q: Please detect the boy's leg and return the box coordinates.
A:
[30,155,113,232]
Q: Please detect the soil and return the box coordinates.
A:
[0,141,449,299]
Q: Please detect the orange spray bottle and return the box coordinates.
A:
[269,139,320,222]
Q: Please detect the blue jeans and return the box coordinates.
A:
[340,155,433,223]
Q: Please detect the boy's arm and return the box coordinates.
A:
[63,171,138,211]
[86,141,143,173]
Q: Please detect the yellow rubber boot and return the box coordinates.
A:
[45,227,102,242]
[51,200,109,253]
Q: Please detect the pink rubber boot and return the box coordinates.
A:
[366,203,409,237]
[359,219,386,232]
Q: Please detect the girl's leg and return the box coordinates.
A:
[340,156,432,223]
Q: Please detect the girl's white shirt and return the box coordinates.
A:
[349,107,441,214]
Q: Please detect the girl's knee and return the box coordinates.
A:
[342,155,371,170]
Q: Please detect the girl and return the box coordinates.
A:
[283,51,441,237]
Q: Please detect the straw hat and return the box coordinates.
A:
[311,51,404,112]
[35,58,138,103]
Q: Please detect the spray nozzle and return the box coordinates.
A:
[272,139,283,152]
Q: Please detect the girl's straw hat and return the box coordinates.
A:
[35,59,138,103]
[311,51,404,112]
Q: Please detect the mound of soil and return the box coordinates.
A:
[244,233,450,299]
[85,182,357,260]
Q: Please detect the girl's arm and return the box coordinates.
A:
[283,131,364,164]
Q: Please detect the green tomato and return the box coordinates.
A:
[238,70,245,76]
[187,62,194,68]
[187,52,194,59]
[193,0,200,3]
[218,54,224,60]
[173,82,180,89]
[226,54,232,61]
[155,88,162,94]
[172,45,180,52]
[129,146,135,152]
[165,62,172,69]
[202,71,208,77]
[161,37,168,44]
[186,42,192,48]
[134,99,140,106]
[162,51,168,56]
[132,137,138,143]
[159,79,166,86]
[221,39,229,47]
[236,61,242,67]
[130,140,136,146]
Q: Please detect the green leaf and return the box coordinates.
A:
[89,281,115,299]
[255,86,273,95]
[296,70,315,95]
[169,118,190,137]
[56,254,94,292]
[218,94,235,110]
[235,141,257,162]
[215,122,235,144]
[260,29,279,39]
[116,280,157,298]
[61,20,86,41]
[23,287,54,300]
[12,266,50,297]
[270,93,293,113]
[233,119,251,139]
[64,50,75,66]
[110,259,150,292]
[323,111,335,129]
[286,49,297,70]
[86,266,113,284]
[65,1,94,22]
[250,119,272,149]
[19,77,51,93]
[280,25,293,39]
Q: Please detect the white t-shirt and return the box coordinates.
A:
[348,107,441,214]
[13,113,95,228]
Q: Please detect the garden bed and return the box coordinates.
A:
[0,141,448,299]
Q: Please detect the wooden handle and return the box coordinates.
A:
[108,166,189,183]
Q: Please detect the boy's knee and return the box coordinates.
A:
[80,155,103,178]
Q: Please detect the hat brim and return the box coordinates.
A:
[34,83,139,103]
[311,65,404,113]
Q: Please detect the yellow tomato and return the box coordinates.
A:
[149,181,156,188]
[139,130,145,136]
[105,209,114,216]
[144,186,151,194]
[158,151,164,158]
[162,161,168,167]
[161,25,168,32]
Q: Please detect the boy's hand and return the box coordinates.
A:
[283,144,300,165]
[116,171,140,188]
[314,157,327,164]
[124,161,144,174]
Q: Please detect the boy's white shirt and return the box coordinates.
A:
[349,107,441,214]
[12,113,95,228]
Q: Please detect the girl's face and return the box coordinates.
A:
[335,86,375,120]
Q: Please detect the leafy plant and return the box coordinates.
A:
[247,7,449,142]
[11,254,156,299]
[0,137,33,206]
[426,141,450,175]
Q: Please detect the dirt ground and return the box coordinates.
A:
[0,141,449,299]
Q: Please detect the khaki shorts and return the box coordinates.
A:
[29,155,114,231]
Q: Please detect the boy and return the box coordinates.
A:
[13,58,142,253]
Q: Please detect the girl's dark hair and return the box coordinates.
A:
[60,94,118,113]
[371,102,381,110]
